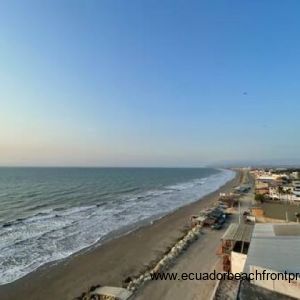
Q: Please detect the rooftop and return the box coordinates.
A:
[221,223,254,243]
[244,224,300,274]
[239,279,295,300]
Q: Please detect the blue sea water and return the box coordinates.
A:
[0,167,235,284]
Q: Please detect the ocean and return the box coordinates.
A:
[0,167,235,284]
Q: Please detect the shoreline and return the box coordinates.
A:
[0,169,241,300]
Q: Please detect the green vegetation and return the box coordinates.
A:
[255,193,265,203]
[277,186,284,194]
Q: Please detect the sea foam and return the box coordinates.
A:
[0,168,235,284]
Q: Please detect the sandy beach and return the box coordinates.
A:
[0,170,241,300]
[136,169,252,300]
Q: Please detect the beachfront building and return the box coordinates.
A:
[220,223,254,273]
[243,223,300,299]
[269,186,300,203]
[293,181,300,197]
[252,169,291,183]
[255,181,269,196]
[254,172,281,182]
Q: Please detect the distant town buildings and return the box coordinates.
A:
[293,181,300,197]
[251,168,300,203]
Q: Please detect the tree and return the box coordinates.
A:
[278,186,284,194]
[255,193,265,203]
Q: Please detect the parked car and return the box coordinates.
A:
[211,223,223,230]
[218,217,226,225]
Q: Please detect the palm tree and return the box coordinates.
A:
[278,186,284,199]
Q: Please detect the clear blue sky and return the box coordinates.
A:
[1,0,300,167]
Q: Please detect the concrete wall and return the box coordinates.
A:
[250,265,300,299]
[251,207,264,217]
[231,251,247,274]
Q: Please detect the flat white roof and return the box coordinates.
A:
[244,224,300,273]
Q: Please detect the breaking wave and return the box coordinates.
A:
[0,168,235,284]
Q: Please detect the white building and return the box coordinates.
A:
[269,186,300,202]
[244,224,300,299]
[293,181,300,197]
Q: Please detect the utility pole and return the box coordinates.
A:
[285,193,289,223]
[238,200,241,224]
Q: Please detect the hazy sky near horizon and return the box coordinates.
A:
[1,1,300,167]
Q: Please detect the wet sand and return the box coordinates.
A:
[0,170,241,300]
